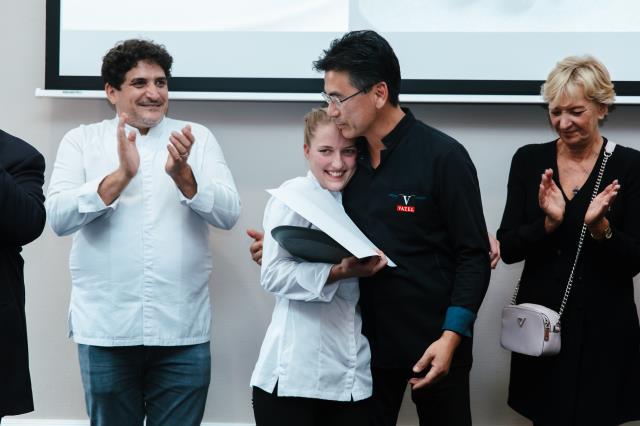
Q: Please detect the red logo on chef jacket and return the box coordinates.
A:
[389,193,425,214]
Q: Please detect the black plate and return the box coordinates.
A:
[271,225,352,264]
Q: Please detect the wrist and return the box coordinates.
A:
[544,215,562,233]
[441,330,462,347]
[98,169,131,205]
[170,166,197,198]
[111,168,135,189]
[328,264,345,283]
[117,166,136,181]
[168,163,191,179]
[589,218,611,241]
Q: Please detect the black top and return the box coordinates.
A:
[0,129,46,417]
[343,108,491,369]
[498,140,640,425]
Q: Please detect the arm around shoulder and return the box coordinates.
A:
[436,143,491,315]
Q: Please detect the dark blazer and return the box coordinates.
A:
[0,129,45,417]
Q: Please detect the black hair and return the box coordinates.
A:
[101,39,173,89]
[313,30,401,106]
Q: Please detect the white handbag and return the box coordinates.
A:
[501,302,561,356]
[500,141,616,357]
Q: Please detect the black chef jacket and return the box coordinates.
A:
[343,108,491,369]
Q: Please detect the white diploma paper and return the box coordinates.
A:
[267,184,397,267]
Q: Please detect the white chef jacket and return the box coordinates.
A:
[250,172,372,401]
[46,116,240,346]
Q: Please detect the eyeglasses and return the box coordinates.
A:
[321,88,368,108]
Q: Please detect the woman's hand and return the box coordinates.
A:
[585,179,620,232]
[538,169,565,233]
[328,251,387,283]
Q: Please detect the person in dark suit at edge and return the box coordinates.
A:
[0,129,46,423]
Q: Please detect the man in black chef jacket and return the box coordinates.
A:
[249,30,492,426]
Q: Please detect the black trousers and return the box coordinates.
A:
[252,385,371,426]
[370,366,471,426]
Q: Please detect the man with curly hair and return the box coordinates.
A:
[46,39,241,426]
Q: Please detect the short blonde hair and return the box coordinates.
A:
[541,55,615,107]
[303,108,332,146]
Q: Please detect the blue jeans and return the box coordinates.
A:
[78,343,211,426]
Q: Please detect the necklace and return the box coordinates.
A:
[569,153,598,195]
[558,138,602,197]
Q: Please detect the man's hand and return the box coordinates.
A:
[488,232,500,269]
[98,113,139,205]
[327,252,387,282]
[409,330,461,390]
[247,228,264,265]
[166,125,197,198]
[117,112,139,178]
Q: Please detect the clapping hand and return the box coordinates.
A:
[165,125,197,198]
[117,113,139,179]
[538,169,565,233]
[165,125,194,176]
[584,179,620,227]
[98,113,139,205]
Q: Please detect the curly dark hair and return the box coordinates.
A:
[101,39,173,89]
[313,30,401,106]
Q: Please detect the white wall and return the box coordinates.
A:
[2,2,639,425]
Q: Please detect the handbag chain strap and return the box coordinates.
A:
[511,141,616,320]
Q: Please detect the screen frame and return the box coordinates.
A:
[45,0,640,99]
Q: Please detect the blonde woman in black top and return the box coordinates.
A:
[498,56,640,426]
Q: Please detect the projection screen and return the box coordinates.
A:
[42,0,640,102]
